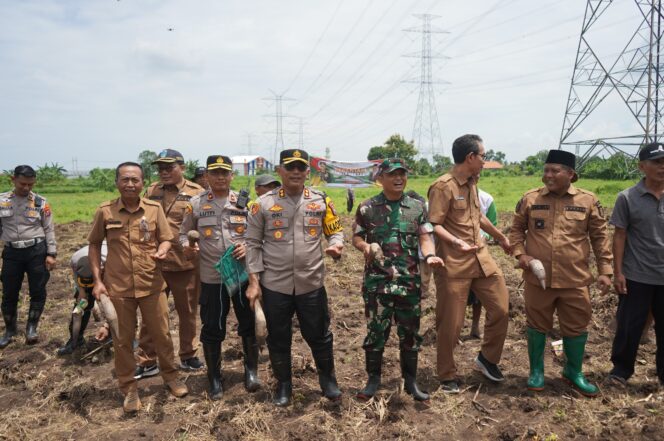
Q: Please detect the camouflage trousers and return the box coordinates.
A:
[362,290,422,352]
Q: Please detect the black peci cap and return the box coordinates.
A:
[206,155,233,171]
[193,166,206,177]
[279,149,309,166]
[545,149,578,182]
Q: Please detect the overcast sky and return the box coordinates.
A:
[0,0,647,172]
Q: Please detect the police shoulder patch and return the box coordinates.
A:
[251,202,260,216]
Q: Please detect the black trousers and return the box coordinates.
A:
[610,278,664,382]
[261,285,333,355]
[199,282,254,345]
[0,241,49,314]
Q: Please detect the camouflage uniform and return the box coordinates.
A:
[354,192,434,352]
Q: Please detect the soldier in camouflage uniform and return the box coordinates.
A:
[352,158,443,401]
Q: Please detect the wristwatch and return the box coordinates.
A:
[424,253,435,260]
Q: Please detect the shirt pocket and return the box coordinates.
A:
[303,216,322,242]
[563,209,588,233]
[398,221,418,250]
[451,198,469,222]
[105,223,125,243]
[266,217,289,242]
[198,217,219,240]
[24,209,40,223]
[229,215,247,238]
[0,208,14,218]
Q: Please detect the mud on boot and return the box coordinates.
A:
[0,313,17,349]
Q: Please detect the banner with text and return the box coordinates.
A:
[310,157,380,188]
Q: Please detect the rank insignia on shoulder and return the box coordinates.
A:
[207,193,214,201]
[303,188,310,198]
[269,204,283,212]
[250,203,260,215]
[278,188,285,198]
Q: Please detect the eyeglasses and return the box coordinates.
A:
[283,162,308,172]
[474,152,487,161]
[158,164,177,172]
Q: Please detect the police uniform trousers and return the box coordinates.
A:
[610,279,664,383]
[261,285,333,356]
[523,282,591,336]
[111,292,179,394]
[435,271,509,380]
[363,290,422,352]
[199,282,254,345]
[136,269,200,365]
[1,241,49,313]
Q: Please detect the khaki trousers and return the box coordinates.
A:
[523,282,591,337]
[136,269,200,365]
[111,292,179,394]
[435,272,509,381]
[419,260,436,299]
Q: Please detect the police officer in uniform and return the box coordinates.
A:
[509,150,612,396]
[0,165,57,348]
[88,162,188,413]
[192,166,209,189]
[245,149,344,407]
[135,149,204,378]
[180,155,259,400]
[57,243,108,355]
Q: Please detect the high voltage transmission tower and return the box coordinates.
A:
[403,14,449,160]
[263,91,296,164]
[559,0,663,168]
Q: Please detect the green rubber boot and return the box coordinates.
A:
[526,328,546,391]
[562,333,598,397]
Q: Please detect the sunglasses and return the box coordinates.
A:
[283,162,308,172]
[157,164,177,172]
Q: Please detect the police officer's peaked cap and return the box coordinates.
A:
[545,150,578,182]
[377,158,409,175]
[207,155,233,171]
[280,149,309,166]
[639,142,664,161]
[153,149,185,164]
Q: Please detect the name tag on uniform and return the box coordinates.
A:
[455,196,465,200]
[0,209,12,217]
[565,206,586,213]
[531,205,550,211]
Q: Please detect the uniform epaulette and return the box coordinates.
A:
[184,179,203,190]
[99,200,114,208]
[143,198,161,207]
[577,188,597,197]
[523,187,543,197]
[189,192,203,204]
[438,174,453,183]
[309,187,326,197]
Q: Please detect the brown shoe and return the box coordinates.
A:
[123,388,141,413]
[166,379,189,398]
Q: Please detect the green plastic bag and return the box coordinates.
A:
[214,244,248,298]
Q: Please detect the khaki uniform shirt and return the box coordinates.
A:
[179,190,247,284]
[245,187,344,295]
[427,170,499,278]
[145,179,202,272]
[509,185,613,288]
[0,191,57,255]
[87,198,173,298]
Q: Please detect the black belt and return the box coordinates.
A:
[6,237,45,249]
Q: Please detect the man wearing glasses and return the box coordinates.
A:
[427,134,512,394]
[135,149,204,379]
[245,149,344,406]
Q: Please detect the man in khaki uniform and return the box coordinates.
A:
[428,134,512,393]
[0,165,57,347]
[180,155,258,400]
[509,150,612,396]
[245,149,344,407]
[135,149,204,378]
[88,162,188,413]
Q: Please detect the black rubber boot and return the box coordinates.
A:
[0,312,17,349]
[357,350,382,400]
[202,342,223,400]
[313,349,342,401]
[57,336,86,356]
[242,336,261,392]
[270,352,292,407]
[400,351,429,401]
[25,307,43,345]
